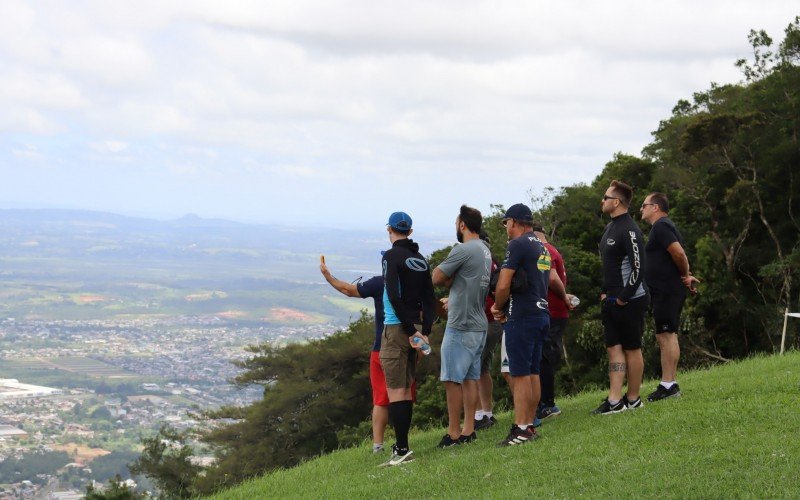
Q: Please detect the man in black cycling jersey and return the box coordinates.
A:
[379,211,436,466]
[593,180,649,415]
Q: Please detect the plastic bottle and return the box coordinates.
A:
[569,295,580,307]
[413,336,432,356]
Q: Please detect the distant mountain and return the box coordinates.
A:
[0,209,394,283]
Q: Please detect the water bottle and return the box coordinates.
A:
[569,295,580,307]
[413,336,432,356]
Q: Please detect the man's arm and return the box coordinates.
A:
[434,245,466,288]
[666,241,690,277]
[320,260,360,297]
[666,242,701,292]
[548,269,571,308]
[432,267,453,288]
[493,268,514,310]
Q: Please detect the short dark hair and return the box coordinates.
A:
[610,180,633,207]
[458,205,482,234]
[648,192,669,213]
[531,222,544,233]
[479,229,490,243]
[389,226,410,236]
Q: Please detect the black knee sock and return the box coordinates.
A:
[388,400,413,450]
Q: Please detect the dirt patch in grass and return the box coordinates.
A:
[53,443,111,465]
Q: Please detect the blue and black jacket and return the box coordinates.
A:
[382,238,436,336]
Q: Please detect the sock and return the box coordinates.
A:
[484,411,493,418]
[474,410,485,420]
[517,424,528,431]
[388,400,413,450]
[609,399,620,406]
[372,442,383,451]
[660,381,675,390]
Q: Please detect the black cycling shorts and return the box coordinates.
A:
[651,291,685,334]
[602,296,647,350]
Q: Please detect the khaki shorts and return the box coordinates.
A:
[379,324,418,389]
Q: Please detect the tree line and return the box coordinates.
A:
[119,18,800,498]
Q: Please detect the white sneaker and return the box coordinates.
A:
[379,445,414,467]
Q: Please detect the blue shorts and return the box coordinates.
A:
[503,314,549,376]
[440,326,486,383]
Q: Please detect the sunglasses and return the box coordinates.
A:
[602,195,619,201]
[640,203,656,209]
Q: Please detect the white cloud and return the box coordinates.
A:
[90,140,129,153]
[0,0,797,226]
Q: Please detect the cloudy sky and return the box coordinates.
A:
[1,1,797,232]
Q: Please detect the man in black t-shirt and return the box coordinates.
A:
[640,192,700,402]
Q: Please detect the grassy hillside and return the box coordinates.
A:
[210,352,800,498]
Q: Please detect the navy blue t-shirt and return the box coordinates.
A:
[357,275,385,352]
[501,232,551,318]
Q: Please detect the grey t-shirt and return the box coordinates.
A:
[438,239,492,331]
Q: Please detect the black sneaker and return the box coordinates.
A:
[437,434,460,448]
[458,432,477,444]
[624,394,644,410]
[591,397,627,415]
[474,415,497,431]
[647,383,682,402]
[497,425,534,447]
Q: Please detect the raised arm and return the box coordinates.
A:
[320,258,360,297]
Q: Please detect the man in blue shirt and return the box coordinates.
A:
[491,204,569,446]
[319,258,388,453]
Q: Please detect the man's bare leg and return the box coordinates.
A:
[478,371,493,414]
[511,375,534,425]
[462,379,479,435]
[372,405,388,446]
[655,333,680,383]
[444,381,463,439]
[624,348,644,400]
[607,345,626,402]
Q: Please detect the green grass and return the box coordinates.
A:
[210,352,800,499]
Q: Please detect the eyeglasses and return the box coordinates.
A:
[602,195,619,201]
[640,203,656,209]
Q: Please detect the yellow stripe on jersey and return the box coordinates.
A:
[537,253,551,272]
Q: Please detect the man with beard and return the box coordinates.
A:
[593,180,649,415]
[432,205,492,448]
